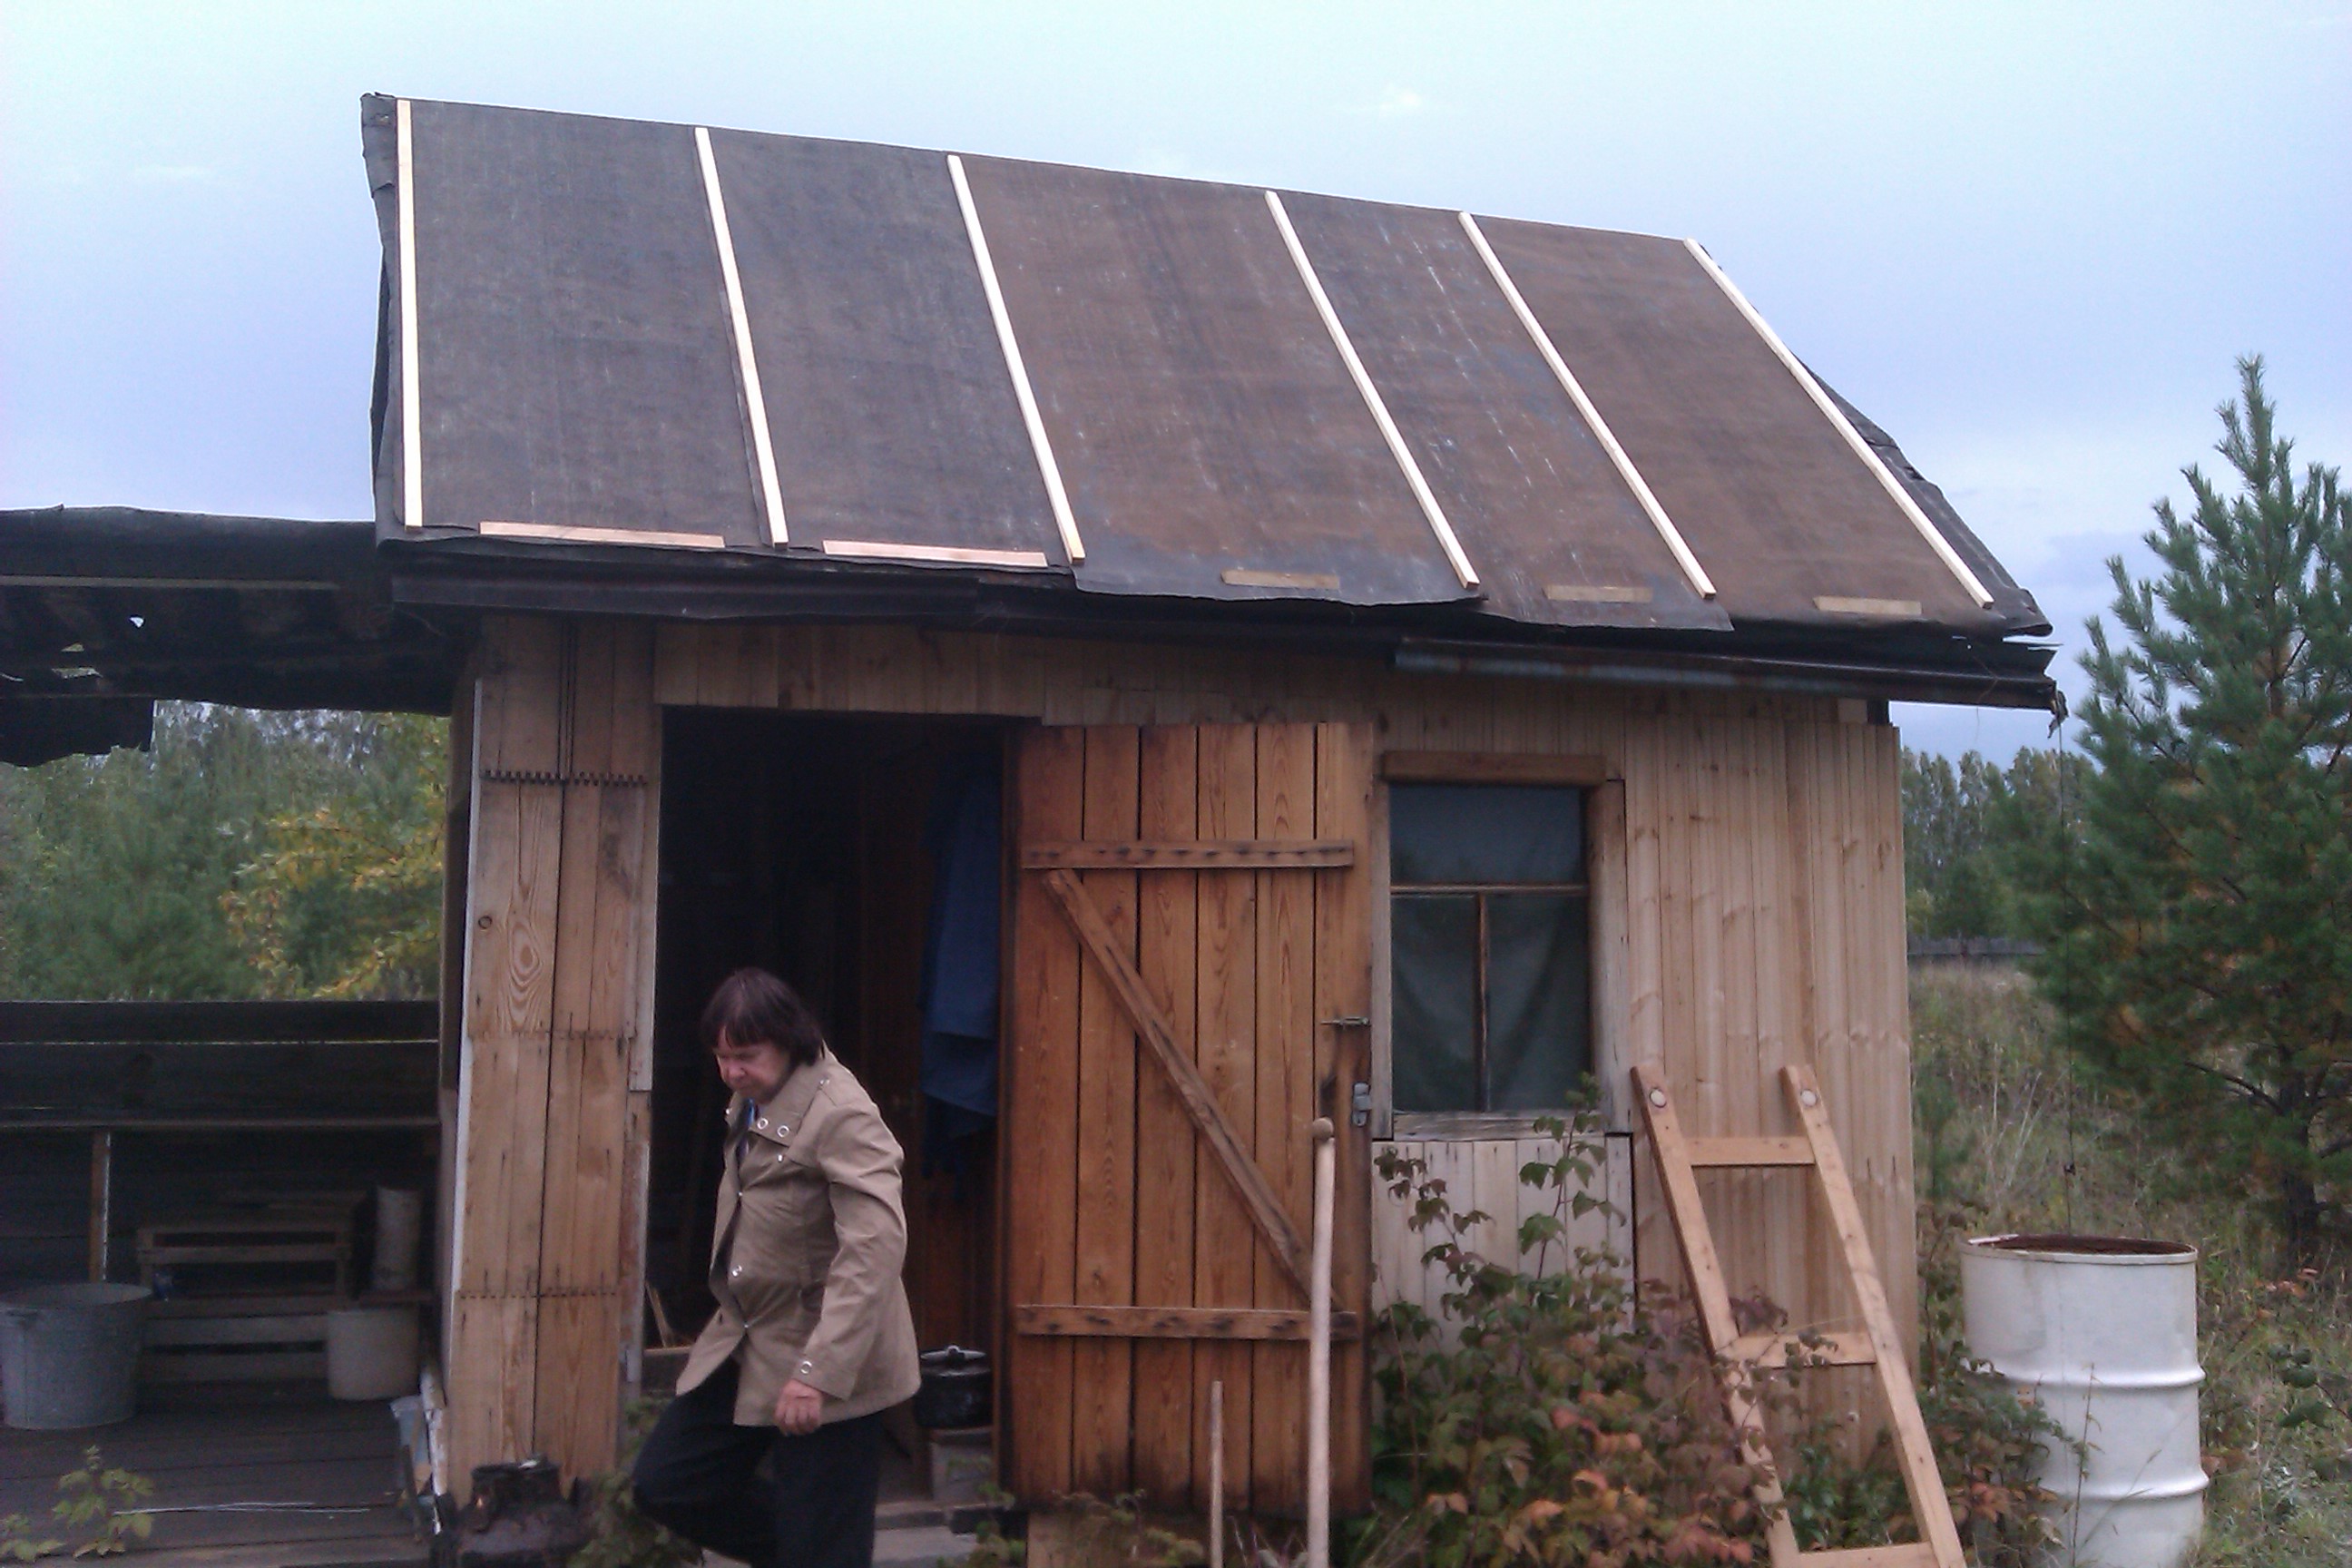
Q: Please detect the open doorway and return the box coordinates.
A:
[646,710,1005,1512]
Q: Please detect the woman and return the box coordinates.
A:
[633,967,921,1568]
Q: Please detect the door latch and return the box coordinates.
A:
[1350,1081,1373,1129]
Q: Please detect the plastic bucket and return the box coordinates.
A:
[327,1304,419,1401]
[1962,1234,2205,1568]
[0,1283,151,1429]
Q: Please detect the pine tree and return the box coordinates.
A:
[2016,358,2352,1263]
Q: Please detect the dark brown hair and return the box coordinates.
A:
[701,967,825,1069]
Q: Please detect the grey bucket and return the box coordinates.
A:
[0,1284,151,1429]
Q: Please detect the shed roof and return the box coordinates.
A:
[361,96,2053,688]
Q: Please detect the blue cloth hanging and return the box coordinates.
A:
[916,764,1000,1178]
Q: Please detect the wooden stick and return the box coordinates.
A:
[1783,1064,1967,1568]
[1208,1378,1225,1568]
[1458,211,1715,601]
[1681,238,1993,609]
[397,98,423,532]
[1022,840,1354,870]
[1013,1304,1360,1340]
[1041,867,1311,1296]
[87,1130,111,1283]
[1307,1117,1335,1568]
[695,125,789,546]
[947,153,1085,567]
[1264,190,1479,592]
[819,539,1052,569]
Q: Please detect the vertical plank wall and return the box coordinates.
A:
[447,615,1914,1494]
[446,617,659,1489]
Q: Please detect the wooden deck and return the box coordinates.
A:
[0,1396,424,1568]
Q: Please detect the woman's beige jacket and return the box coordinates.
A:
[678,1049,922,1426]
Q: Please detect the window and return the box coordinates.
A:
[1389,783,1591,1113]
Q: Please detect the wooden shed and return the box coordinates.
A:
[2,93,2057,1518]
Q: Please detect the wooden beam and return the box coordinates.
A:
[1022,840,1353,870]
[397,98,422,532]
[1784,1063,1968,1568]
[947,153,1084,567]
[695,125,789,547]
[1460,212,1715,602]
[820,539,1053,569]
[1681,237,1993,610]
[477,520,727,551]
[1795,1547,1940,1568]
[1265,190,1477,592]
[1014,1304,1361,1342]
[1729,1329,1876,1369]
[1040,867,1311,1298]
[1685,1135,1814,1168]
[1378,750,1609,787]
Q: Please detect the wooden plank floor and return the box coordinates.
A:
[0,1394,423,1568]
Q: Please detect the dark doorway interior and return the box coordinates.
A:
[647,710,1004,1377]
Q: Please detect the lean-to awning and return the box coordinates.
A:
[359,96,2048,647]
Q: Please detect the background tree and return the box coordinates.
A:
[2014,358,2352,1262]
[0,706,445,1000]
[1903,747,2088,938]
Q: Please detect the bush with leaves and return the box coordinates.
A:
[1358,1102,2066,1567]
[0,1448,153,1561]
[1357,1110,1770,1568]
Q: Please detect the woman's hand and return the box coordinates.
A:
[774,1377,825,1435]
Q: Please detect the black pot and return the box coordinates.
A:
[913,1345,992,1430]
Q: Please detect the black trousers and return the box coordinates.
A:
[632,1360,884,1568]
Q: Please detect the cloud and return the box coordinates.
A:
[1375,85,1426,120]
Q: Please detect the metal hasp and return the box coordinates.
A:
[1631,1061,1967,1568]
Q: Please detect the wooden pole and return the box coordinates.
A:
[1208,1379,1224,1568]
[1307,1117,1336,1568]
[87,1130,112,1283]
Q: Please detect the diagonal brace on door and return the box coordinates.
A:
[1039,867,1312,1298]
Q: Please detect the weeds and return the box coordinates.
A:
[1912,966,2352,1564]
[0,1449,152,1562]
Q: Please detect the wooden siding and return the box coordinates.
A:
[1370,1137,1635,1328]
[446,614,1915,1499]
[446,619,660,1489]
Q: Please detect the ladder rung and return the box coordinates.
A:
[1797,1544,1938,1568]
[1729,1329,1876,1368]
[1684,1135,1814,1167]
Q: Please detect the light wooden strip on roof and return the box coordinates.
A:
[1264,190,1480,592]
[1683,237,1994,609]
[1459,211,1715,601]
[397,99,422,532]
[695,127,789,546]
[948,153,1085,567]
[818,538,1052,569]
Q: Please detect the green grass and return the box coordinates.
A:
[1910,967,2352,1565]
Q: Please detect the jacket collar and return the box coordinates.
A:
[728,1047,835,1143]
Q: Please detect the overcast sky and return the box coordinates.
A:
[4,1,2346,757]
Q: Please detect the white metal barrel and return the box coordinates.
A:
[1961,1234,2205,1568]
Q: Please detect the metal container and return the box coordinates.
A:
[1961,1234,2205,1568]
[913,1345,991,1430]
[0,1284,151,1429]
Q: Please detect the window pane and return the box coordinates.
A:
[1390,894,1478,1112]
[1390,784,1584,885]
[1484,892,1590,1110]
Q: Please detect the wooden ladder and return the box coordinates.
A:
[1631,1062,1965,1568]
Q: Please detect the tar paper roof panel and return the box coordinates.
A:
[365,96,2046,639]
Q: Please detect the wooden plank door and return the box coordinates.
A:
[1003,722,1372,1516]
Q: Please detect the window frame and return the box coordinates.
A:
[1374,752,1628,1141]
